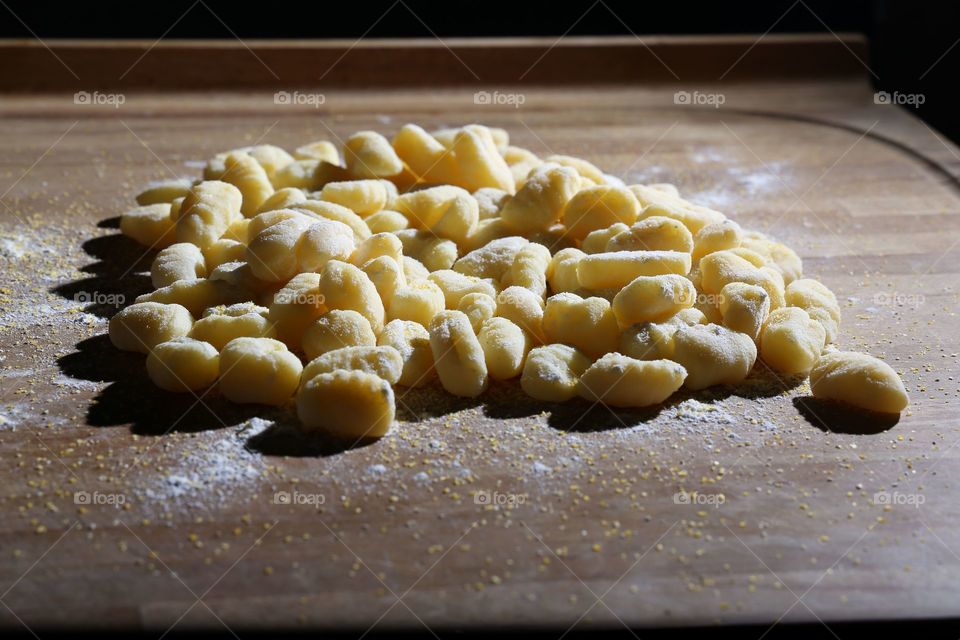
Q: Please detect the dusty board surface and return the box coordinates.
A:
[1,38,959,632]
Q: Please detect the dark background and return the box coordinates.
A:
[1,0,957,141]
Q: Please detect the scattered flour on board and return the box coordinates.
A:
[0,236,27,258]
[138,418,274,508]
[689,162,790,210]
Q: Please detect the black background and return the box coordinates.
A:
[1,0,957,139]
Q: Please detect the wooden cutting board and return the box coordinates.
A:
[1,35,959,632]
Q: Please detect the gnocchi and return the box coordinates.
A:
[810,351,909,413]
[429,310,489,398]
[111,123,903,437]
[297,370,395,439]
[146,337,220,392]
[578,354,687,408]
[218,337,303,405]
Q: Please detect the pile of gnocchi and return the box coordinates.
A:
[112,124,909,441]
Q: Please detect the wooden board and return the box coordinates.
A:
[1,36,959,633]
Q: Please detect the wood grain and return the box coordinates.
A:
[0,37,958,632]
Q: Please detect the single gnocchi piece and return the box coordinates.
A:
[378,319,436,387]
[188,302,275,350]
[320,180,391,217]
[611,274,696,329]
[391,124,459,185]
[350,233,403,268]
[302,345,403,386]
[318,260,385,334]
[345,131,403,179]
[457,292,497,333]
[577,250,691,291]
[302,309,377,360]
[365,209,409,234]
[759,307,826,375]
[297,370,395,439]
[151,242,207,288]
[810,351,909,413]
[499,164,580,234]
[607,216,694,254]
[496,286,547,344]
[109,302,194,354]
[387,280,446,328]
[578,353,687,408]
[293,140,339,163]
[218,337,303,405]
[718,282,770,342]
[453,126,515,193]
[146,337,220,392]
[362,255,406,308]
[428,310,489,398]
[692,220,742,263]
[672,323,757,390]
[246,215,313,282]
[547,248,585,294]
[520,343,591,402]
[121,203,178,249]
[175,181,243,249]
[562,185,641,241]
[542,292,619,358]
[784,278,841,344]
[393,186,465,229]
[403,256,430,282]
[477,317,531,380]
[136,178,194,206]
[222,152,275,217]
[431,192,480,246]
[508,242,552,298]
[295,218,357,274]
[453,236,529,281]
